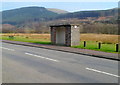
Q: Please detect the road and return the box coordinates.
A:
[2,42,119,83]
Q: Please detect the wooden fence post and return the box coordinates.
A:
[84,41,86,47]
[98,42,101,49]
[116,44,119,52]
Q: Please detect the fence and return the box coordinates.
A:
[81,41,119,52]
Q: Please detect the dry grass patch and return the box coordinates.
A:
[80,34,119,44]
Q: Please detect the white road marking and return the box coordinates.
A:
[0,47,15,51]
[86,67,119,78]
[25,52,60,62]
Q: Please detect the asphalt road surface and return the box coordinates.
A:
[2,42,119,83]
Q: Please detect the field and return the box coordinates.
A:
[1,34,51,44]
[1,33,119,53]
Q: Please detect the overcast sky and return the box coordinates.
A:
[1,1,118,12]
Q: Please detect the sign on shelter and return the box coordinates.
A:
[50,24,80,46]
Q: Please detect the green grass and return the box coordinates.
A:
[1,36,119,53]
[1,36,51,45]
[72,41,120,53]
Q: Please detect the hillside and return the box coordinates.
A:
[2,7,58,25]
[1,7,118,34]
[56,8,118,19]
[47,8,69,14]
[2,6,118,25]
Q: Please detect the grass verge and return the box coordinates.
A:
[1,36,51,45]
[72,41,119,53]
